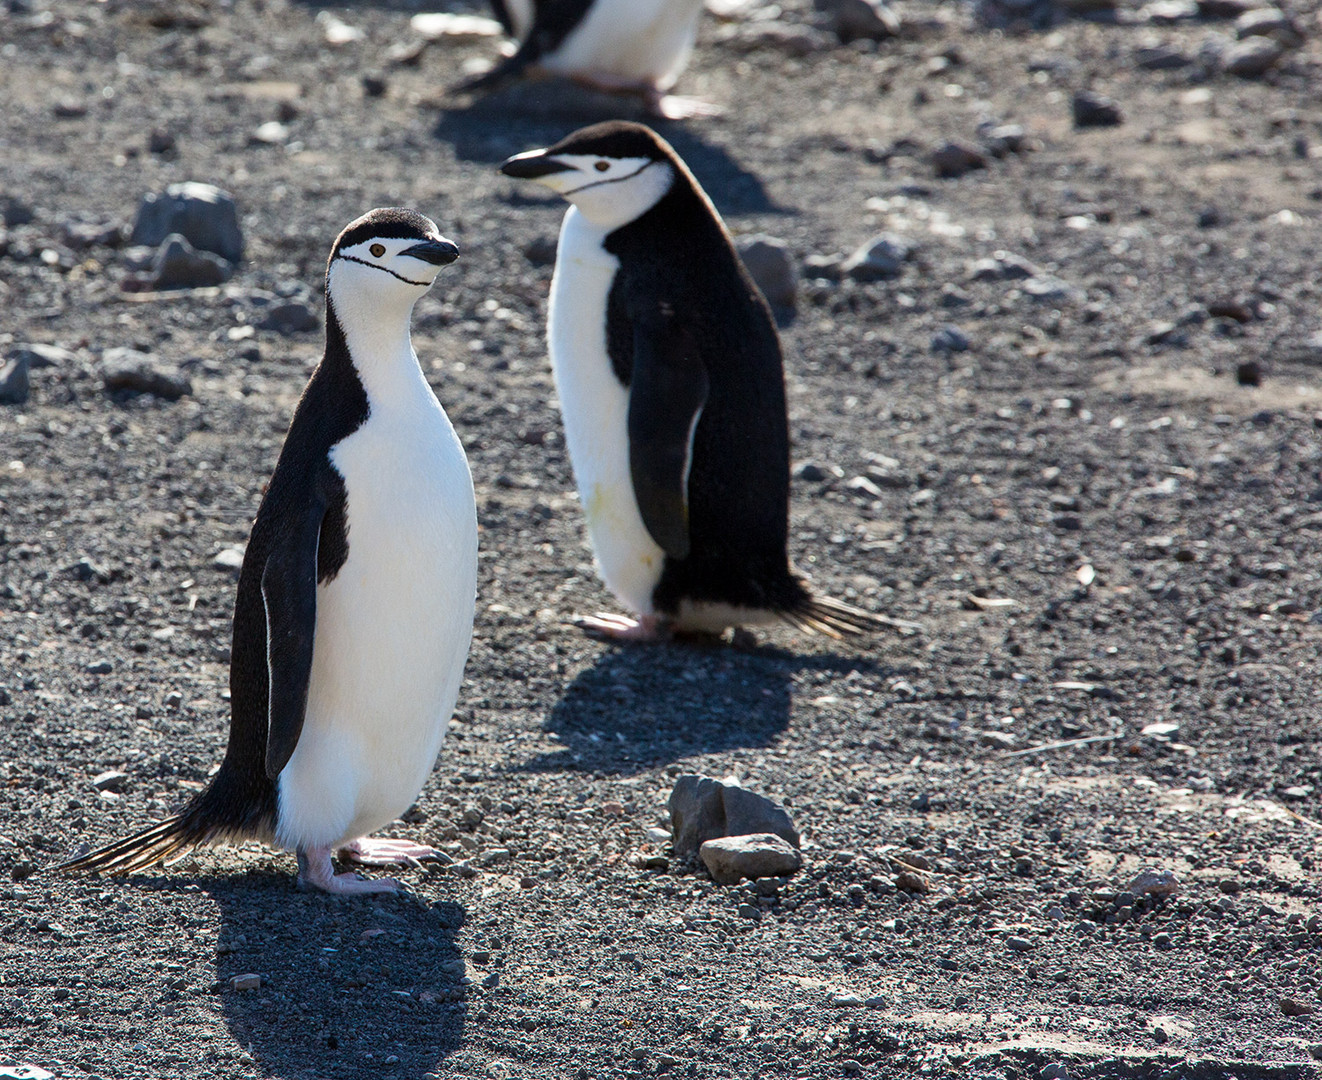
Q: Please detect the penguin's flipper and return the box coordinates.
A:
[627,320,709,560]
[259,497,326,780]
[453,0,594,94]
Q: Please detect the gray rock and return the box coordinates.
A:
[1221,34,1285,75]
[101,348,192,401]
[841,233,914,282]
[91,770,129,792]
[1072,90,1123,128]
[1142,0,1199,19]
[978,122,1031,156]
[1133,44,1192,69]
[722,23,833,57]
[1021,274,1083,303]
[1235,7,1302,48]
[669,774,799,857]
[1128,868,1180,898]
[257,301,320,334]
[969,251,1038,281]
[151,233,234,290]
[1197,0,1251,15]
[8,343,76,369]
[931,141,987,179]
[931,325,970,354]
[829,0,902,43]
[699,833,802,884]
[523,235,558,267]
[0,355,30,405]
[738,235,797,310]
[213,546,246,572]
[802,253,845,281]
[61,219,123,249]
[130,182,243,264]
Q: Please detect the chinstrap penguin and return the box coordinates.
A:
[463,0,713,120]
[60,208,478,895]
[500,122,920,642]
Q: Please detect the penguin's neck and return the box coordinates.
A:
[325,291,431,412]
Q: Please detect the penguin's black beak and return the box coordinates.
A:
[402,238,460,266]
[500,150,571,180]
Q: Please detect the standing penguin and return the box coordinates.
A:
[61,209,478,894]
[463,0,712,120]
[500,123,919,642]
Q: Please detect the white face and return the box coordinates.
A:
[329,236,452,306]
[509,152,676,230]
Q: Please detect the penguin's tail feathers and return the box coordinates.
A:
[779,594,925,640]
[57,812,212,877]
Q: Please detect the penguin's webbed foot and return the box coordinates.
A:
[297,846,403,895]
[339,837,442,868]
[645,90,721,121]
[573,611,670,642]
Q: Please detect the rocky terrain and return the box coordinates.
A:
[2,0,1322,1077]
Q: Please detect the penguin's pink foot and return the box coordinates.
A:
[573,612,670,642]
[296,846,402,895]
[646,90,720,121]
[339,837,442,868]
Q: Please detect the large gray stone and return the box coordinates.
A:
[101,348,192,400]
[840,233,914,282]
[7,343,76,369]
[130,182,243,264]
[828,0,902,43]
[668,774,799,857]
[151,233,234,289]
[1221,35,1285,76]
[738,235,797,311]
[0,355,30,405]
[700,834,803,885]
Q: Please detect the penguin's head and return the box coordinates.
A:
[327,208,459,310]
[500,121,677,230]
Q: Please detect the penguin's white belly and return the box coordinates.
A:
[544,0,704,87]
[274,406,477,851]
[549,208,665,617]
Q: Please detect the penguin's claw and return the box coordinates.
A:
[573,612,670,642]
[297,846,405,895]
[339,837,441,868]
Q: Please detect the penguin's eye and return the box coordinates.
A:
[594,160,610,172]
[369,243,386,258]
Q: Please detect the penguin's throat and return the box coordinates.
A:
[329,293,427,405]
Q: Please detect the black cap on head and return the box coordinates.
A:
[332,207,441,257]
[541,120,673,163]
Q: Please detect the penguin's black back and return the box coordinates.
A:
[208,305,368,834]
[601,169,807,617]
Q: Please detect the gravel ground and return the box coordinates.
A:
[3,1,1322,1078]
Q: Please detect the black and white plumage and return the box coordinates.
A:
[465,0,711,119]
[61,209,478,895]
[500,122,919,642]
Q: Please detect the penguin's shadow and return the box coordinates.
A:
[148,871,467,1078]
[433,82,785,217]
[516,640,896,776]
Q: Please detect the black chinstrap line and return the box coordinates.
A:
[335,252,432,287]
[561,159,657,197]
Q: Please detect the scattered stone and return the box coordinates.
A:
[669,775,799,857]
[1073,90,1123,129]
[251,121,290,145]
[969,251,1038,280]
[130,182,243,264]
[1021,275,1083,303]
[229,973,262,991]
[830,0,902,43]
[841,233,914,282]
[361,72,388,98]
[523,235,558,267]
[409,12,504,39]
[150,233,233,289]
[1236,360,1262,386]
[91,770,129,792]
[316,10,363,44]
[257,301,319,334]
[1006,935,1034,952]
[739,235,798,311]
[979,122,1030,156]
[101,348,193,401]
[148,129,177,155]
[1220,35,1284,76]
[827,993,864,1007]
[894,870,928,893]
[53,98,89,119]
[931,141,987,179]
[86,660,113,675]
[796,461,840,482]
[213,547,246,572]
[930,325,970,354]
[8,343,75,369]
[1143,0,1200,20]
[0,356,29,405]
[61,219,123,249]
[802,253,845,280]
[1128,868,1180,898]
[1133,44,1192,69]
[1236,7,1302,47]
[1281,998,1315,1017]
[1153,932,1173,948]
[722,23,833,57]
